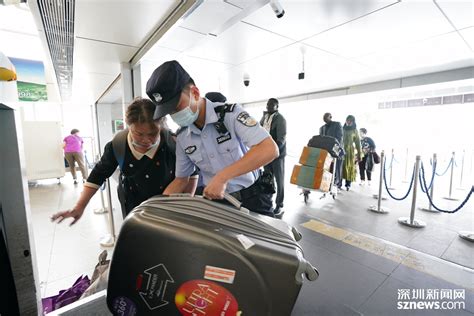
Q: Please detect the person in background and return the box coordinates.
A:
[358,128,376,186]
[205,92,227,103]
[147,60,278,217]
[342,115,362,191]
[63,129,88,184]
[51,97,196,225]
[260,98,286,218]
[319,113,343,189]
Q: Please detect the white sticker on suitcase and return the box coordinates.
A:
[237,234,255,250]
[138,264,175,310]
[204,265,236,284]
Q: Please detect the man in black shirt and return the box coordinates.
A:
[260,98,286,218]
[319,112,343,189]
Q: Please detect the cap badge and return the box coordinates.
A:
[153,93,162,103]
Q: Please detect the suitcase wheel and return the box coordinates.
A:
[305,265,319,281]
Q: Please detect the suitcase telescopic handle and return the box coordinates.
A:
[223,193,249,214]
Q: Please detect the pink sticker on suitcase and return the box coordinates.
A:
[204,265,236,284]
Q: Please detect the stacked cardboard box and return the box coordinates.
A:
[291,147,333,192]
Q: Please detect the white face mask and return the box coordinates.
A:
[170,92,199,127]
[132,135,160,150]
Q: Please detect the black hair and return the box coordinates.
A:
[267,98,279,107]
[360,128,367,134]
[70,129,79,134]
[343,115,357,130]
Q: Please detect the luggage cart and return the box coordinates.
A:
[300,156,338,204]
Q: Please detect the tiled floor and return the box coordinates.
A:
[27,158,474,315]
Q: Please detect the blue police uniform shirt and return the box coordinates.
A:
[175,99,270,193]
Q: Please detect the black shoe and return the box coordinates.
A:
[74,180,78,184]
[274,207,285,219]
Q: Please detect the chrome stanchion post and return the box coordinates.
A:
[402,148,409,183]
[420,153,438,213]
[457,149,465,190]
[444,152,459,201]
[398,155,426,228]
[373,150,387,200]
[100,179,116,247]
[369,150,389,213]
[389,148,395,189]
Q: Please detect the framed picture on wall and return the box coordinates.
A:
[112,119,124,133]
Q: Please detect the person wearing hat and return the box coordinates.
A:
[147,60,279,217]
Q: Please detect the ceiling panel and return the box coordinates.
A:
[242,0,397,41]
[435,0,474,30]
[75,0,177,47]
[459,26,474,51]
[0,30,47,62]
[303,1,454,59]
[185,20,292,64]
[179,0,241,35]
[354,31,473,76]
[157,26,207,52]
[219,42,369,103]
[142,45,181,65]
[74,38,137,75]
[74,38,137,101]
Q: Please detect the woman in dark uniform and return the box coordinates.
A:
[51,97,196,225]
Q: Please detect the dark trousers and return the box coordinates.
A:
[358,156,372,181]
[264,156,285,208]
[334,157,343,188]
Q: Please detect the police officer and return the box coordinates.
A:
[146,60,279,217]
[260,98,286,218]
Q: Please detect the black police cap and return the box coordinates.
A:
[146,60,192,119]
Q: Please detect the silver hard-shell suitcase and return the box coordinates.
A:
[107,195,318,315]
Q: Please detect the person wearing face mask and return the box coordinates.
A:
[51,97,196,225]
[260,98,286,218]
[146,60,279,217]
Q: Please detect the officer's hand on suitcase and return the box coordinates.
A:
[203,175,227,200]
[51,207,85,226]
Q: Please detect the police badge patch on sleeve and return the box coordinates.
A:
[237,112,257,127]
[185,145,197,154]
